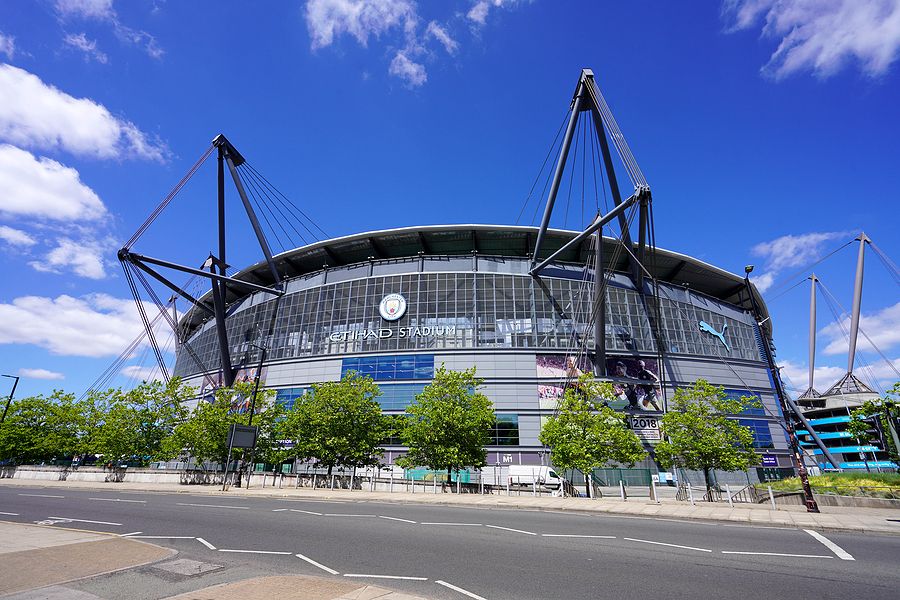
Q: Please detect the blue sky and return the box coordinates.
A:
[0,0,898,400]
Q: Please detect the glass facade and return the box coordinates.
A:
[174,268,760,377]
[737,418,775,449]
[341,355,434,380]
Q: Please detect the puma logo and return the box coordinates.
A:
[699,320,730,351]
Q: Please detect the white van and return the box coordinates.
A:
[507,465,562,490]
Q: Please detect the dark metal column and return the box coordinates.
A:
[593,233,606,377]
[532,80,586,266]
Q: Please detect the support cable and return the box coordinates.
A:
[243,163,329,240]
[125,145,214,249]
[240,166,310,247]
[762,239,854,299]
[869,240,900,287]
[516,110,572,226]
[122,262,170,383]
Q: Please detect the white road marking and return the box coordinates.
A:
[128,536,196,539]
[804,529,855,561]
[378,515,417,524]
[89,497,146,503]
[218,549,292,555]
[436,580,488,600]
[323,513,376,517]
[541,534,616,539]
[344,574,428,581]
[289,509,323,516]
[196,537,217,550]
[119,531,143,537]
[19,493,64,498]
[623,537,712,553]
[421,522,482,527]
[0,511,20,516]
[485,525,536,536]
[295,553,339,575]
[48,516,122,526]
[722,551,832,559]
[176,503,248,510]
[272,508,288,512]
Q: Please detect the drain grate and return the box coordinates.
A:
[152,559,225,577]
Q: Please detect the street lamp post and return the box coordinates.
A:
[743,266,819,513]
[1,374,20,424]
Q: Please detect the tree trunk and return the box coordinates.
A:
[703,467,712,502]
[447,468,452,492]
[583,470,591,498]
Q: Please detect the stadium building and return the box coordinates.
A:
[171,224,792,484]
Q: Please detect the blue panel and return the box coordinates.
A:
[738,418,774,449]
[807,416,851,426]
[725,389,765,416]
[342,354,435,381]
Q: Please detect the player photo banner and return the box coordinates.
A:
[606,356,663,412]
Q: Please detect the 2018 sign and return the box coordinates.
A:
[628,415,661,440]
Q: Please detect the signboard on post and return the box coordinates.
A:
[628,415,661,440]
[228,424,258,449]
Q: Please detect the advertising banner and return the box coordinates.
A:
[536,354,663,413]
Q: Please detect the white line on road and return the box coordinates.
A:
[344,574,428,581]
[128,536,196,539]
[272,508,288,512]
[0,511,19,516]
[485,525,536,536]
[804,529,855,560]
[19,494,64,498]
[323,513,376,517]
[218,549,293,555]
[119,531,143,537]
[436,580,488,600]
[421,522,482,527]
[623,537,712,553]
[295,553,339,575]
[89,497,146,503]
[541,534,616,539]
[176,503,248,510]
[195,537,217,550]
[722,551,832,559]
[289,509,323,516]
[378,515,417,524]
[48,516,122,526]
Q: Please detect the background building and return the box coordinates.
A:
[173,224,791,484]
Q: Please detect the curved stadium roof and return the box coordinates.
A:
[183,224,770,336]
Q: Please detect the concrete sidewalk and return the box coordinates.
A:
[0,521,175,596]
[0,522,427,600]
[2,477,899,535]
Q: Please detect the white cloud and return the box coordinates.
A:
[305,0,417,49]
[426,21,458,55]
[18,367,65,381]
[121,364,162,382]
[467,0,526,26]
[0,64,166,161]
[821,301,900,356]
[55,0,115,21]
[55,0,163,59]
[0,225,37,247]
[64,32,109,64]
[0,293,148,357]
[0,145,106,221]
[779,359,845,391]
[750,230,849,293]
[30,236,111,279]
[389,51,427,87]
[723,0,900,79]
[0,32,14,60]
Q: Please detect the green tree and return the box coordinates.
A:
[88,379,194,466]
[539,374,647,497]
[282,372,387,477]
[397,366,495,484]
[161,381,281,471]
[654,379,760,499]
[846,382,900,470]
[0,391,92,464]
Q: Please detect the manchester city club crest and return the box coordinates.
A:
[379,293,407,321]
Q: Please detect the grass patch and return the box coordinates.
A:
[762,472,900,497]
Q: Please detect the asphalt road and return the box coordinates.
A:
[2,484,899,600]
